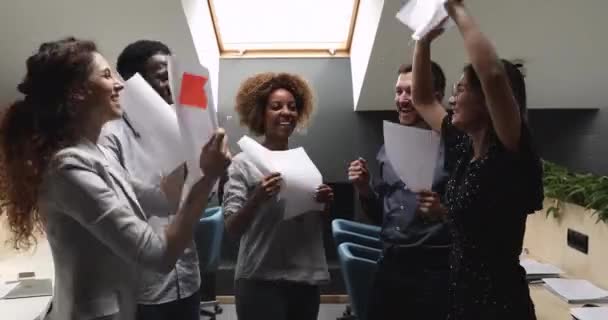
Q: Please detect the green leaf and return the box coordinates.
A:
[542,160,608,224]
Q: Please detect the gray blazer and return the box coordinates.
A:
[39,139,173,320]
[100,118,200,304]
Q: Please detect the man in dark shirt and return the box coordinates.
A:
[347,62,450,320]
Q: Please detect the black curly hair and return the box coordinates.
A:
[116,40,171,80]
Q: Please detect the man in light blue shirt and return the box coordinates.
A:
[100,40,201,320]
[348,62,451,320]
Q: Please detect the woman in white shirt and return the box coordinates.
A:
[223,72,333,320]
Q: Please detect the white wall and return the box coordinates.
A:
[0,0,203,106]
[349,0,384,110]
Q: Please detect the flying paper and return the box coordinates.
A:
[396,0,454,40]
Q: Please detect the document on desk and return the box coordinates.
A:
[544,278,608,304]
[3,279,53,299]
[571,307,608,320]
[396,0,455,40]
[383,121,440,192]
[520,258,564,281]
[237,136,324,219]
[0,281,18,299]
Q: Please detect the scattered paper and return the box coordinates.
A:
[544,278,608,304]
[396,0,455,40]
[119,73,185,175]
[570,307,608,320]
[237,136,324,219]
[383,121,440,192]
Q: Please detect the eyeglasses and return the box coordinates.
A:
[451,83,466,97]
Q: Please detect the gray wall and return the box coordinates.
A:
[217,57,608,185]
[218,58,396,183]
[529,109,607,176]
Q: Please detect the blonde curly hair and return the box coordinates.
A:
[235,72,314,136]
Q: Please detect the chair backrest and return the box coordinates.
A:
[337,242,380,320]
[194,206,225,273]
[332,218,383,250]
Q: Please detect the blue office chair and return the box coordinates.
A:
[332,218,382,251]
[337,242,381,320]
[194,206,224,319]
[331,219,382,320]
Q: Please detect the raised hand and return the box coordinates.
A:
[251,172,283,204]
[199,128,232,180]
[315,184,334,204]
[416,189,447,220]
[348,158,371,197]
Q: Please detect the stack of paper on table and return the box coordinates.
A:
[237,136,323,220]
[519,258,563,281]
[544,278,608,304]
[570,307,608,320]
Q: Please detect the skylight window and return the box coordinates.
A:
[208,0,359,57]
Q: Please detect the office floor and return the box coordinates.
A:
[205,304,347,320]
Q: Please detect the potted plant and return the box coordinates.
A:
[543,161,608,222]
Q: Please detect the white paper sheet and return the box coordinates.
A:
[396,0,455,40]
[570,307,608,320]
[544,278,608,303]
[271,148,324,220]
[168,56,219,193]
[520,258,564,280]
[383,121,440,192]
[0,281,18,299]
[119,73,185,175]
[236,136,324,219]
[237,136,274,176]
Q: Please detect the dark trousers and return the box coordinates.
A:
[136,291,200,320]
[235,278,320,320]
[367,246,450,320]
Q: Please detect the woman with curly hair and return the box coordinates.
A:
[222,72,333,320]
[0,37,231,320]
